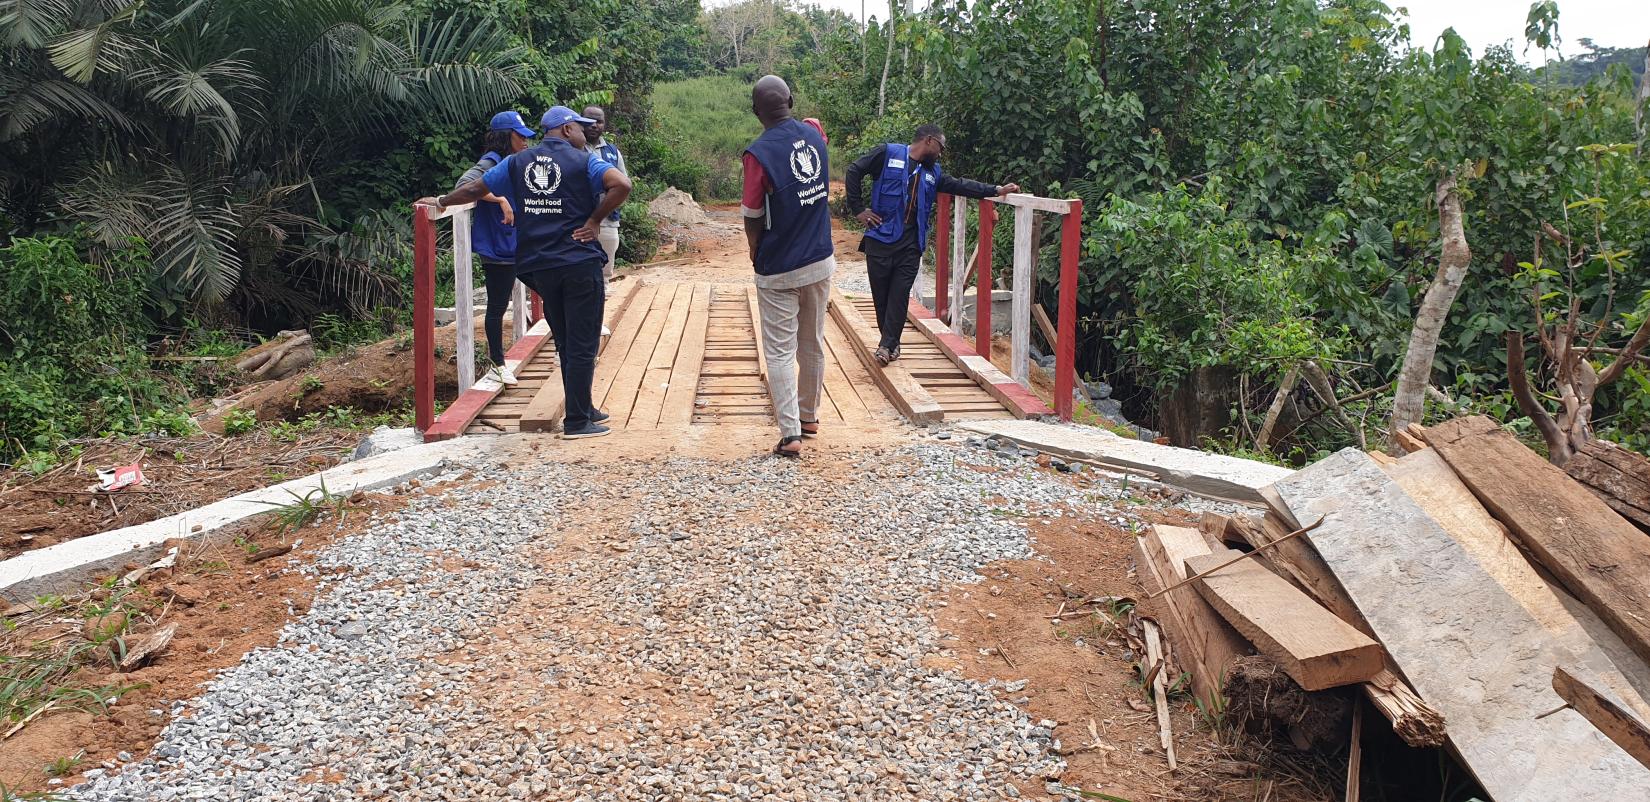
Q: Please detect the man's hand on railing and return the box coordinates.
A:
[414,196,440,208]
[996,183,1021,196]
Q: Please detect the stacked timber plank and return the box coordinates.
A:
[1137,415,1650,800]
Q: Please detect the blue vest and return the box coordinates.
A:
[745,119,833,276]
[592,140,623,223]
[864,142,942,248]
[506,139,606,275]
[471,151,516,264]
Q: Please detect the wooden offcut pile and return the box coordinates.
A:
[1136,415,1650,801]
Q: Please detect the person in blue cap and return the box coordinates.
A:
[453,110,536,386]
[844,124,1018,365]
[420,106,632,440]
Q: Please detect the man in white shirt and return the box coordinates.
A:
[581,106,627,283]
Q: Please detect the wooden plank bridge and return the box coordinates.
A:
[430,279,1038,439]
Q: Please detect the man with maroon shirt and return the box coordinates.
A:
[741,76,834,458]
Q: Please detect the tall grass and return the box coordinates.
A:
[651,75,840,202]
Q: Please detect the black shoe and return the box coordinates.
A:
[591,409,610,424]
[562,422,611,440]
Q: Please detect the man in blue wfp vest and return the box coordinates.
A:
[742,75,834,458]
[419,106,632,440]
[844,125,1018,365]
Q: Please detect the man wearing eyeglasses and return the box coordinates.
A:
[843,124,1018,366]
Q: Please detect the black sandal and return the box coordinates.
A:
[873,346,893,366]
[800,420,820,438]
[773,435,803,458]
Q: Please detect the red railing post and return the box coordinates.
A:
[530,291,543,324]
[1056,200,1083,421]
[935,193,951,319]
[976,199,995,356]
[413,206,436,433]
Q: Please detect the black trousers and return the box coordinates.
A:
[481,262,516,365]
[864,239,922,352]
[516,259,606,430]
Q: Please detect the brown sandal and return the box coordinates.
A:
[773,436,803,458]
[800,420,820,438]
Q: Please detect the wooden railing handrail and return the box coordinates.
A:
[932,191,1083,421]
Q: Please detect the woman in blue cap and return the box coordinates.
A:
[453,110,536,385]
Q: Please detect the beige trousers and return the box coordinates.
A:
[756,278,830,438]
[597,226,619,281]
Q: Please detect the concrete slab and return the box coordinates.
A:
[0,438,482,602]
[1275,449,1650,801]
[956,419,1291,503]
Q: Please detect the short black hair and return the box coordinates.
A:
[915,123,943,141]
[482,129,514,157]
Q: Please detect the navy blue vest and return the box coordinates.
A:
[592,140,623,222]
[506,139,605,275]
[745,119,833,276]
[865,142,942,249]
[471,151,516,264]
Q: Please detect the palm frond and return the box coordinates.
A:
[131,46,263,151]
[0,0,71,48]
[0,73,133,140]
[46,0,143,83]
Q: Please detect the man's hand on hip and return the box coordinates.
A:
[573,219,601,242]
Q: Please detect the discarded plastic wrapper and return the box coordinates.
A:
[96,462,145,492]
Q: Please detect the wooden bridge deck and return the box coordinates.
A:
[440,280,1022,438]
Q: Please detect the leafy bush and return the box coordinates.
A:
[617,199,662,266]
[1088,182,1341,388]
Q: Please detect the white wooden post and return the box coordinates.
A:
[949,198,966,331]
[451,208,476,391]
[1011,204,1034,384]
[510,282,528,349]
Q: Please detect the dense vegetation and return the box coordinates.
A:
[656,0,1650,459]
[0,0,696,462]
[2,0,1648,468]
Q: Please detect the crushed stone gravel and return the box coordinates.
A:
[69,439,1190,802]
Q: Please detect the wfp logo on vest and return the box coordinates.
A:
[789,143,822,184]
[525,158,563,196]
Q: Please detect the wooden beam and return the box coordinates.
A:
[746,285,770,386]
[1565,438,1650,531]
[829,288,943,424]
[1421,416,1650,665]
[424,318,553,442]
[1552,666,1650,770]
[1236,514,1446,747]
[998,193,1074,214]
[1185,549,1383,691]
[1010,203,1034,385]
[1274,448,1650,796]
[907,301,1050,418]
[1133,525,1251,709]
[658,283,713,429]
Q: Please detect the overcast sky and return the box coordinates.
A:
[739,0,1649,63]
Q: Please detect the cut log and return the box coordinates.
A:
[1565,438,1650,532]
[1553,666,1650,771]
[1421,416,1650,665]
[1185,549,1383,691]
[1132,526,1250,709]
[234,330,315,381]
[1274,448,1650,800]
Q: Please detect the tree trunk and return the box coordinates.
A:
[1636,38,1649,145]
[1389,169,1471,450]
[877,2,896,116]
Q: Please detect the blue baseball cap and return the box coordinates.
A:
[540,105,596,131]
[489,110,536,138]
